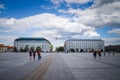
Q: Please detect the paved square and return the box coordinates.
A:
[0,52,120,80]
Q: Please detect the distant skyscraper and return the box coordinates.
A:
[14,37,52,52]
[64,39,104,53]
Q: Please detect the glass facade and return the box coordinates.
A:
[14,38,52,52]
[64,39,104,53]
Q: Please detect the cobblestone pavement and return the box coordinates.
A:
[0,52,120,80]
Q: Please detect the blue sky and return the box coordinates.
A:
[0,0,94,18]
[0,0,120,47]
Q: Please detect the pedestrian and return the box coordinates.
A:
[67,50,68,54]
[33,51,36,60]
[104,52,106,56]
[98,51,101,58]
[29,50,32,60]
[37,50,41,60]
[93,51,97,59]
[112,52,115,56]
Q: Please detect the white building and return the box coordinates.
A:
[64,39,104,53]
[0,44,13,53]
[14,38,52,52]
[0,44,7,53]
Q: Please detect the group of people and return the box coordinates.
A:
[93,51,101,59]
[93,51,116,59]
[29,50,41,60]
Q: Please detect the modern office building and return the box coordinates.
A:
[14,37,52,52]
[64,39,104,53]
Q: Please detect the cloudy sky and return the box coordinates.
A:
[0,0,120,48]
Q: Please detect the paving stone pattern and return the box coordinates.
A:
[0,52,120,80]
[60,53,120,80]
[42,53,76,80]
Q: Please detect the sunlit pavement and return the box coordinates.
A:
[0,52,120,80]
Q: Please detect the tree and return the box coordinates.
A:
[30,47,34,52]
[59,46,64,52]
[14,47,18,52]
[70,48,75,52]
[50,43,53,52]
[80,49,84,52]
[89,49,94,52]
[55,47,58,52]
[20,47,24,52]
[24,45,29,52]
[36,46,41,51]
[76,48,78,52]
[56,46,64,52]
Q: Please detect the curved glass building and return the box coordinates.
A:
[14,37,52,52]
[64,39,104,53]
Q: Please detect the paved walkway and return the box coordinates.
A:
[60,53,120,80]
[42,53,76,80]
[0,52,51,80]
[0,52,120,80]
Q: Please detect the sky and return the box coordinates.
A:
[0,0,120,48]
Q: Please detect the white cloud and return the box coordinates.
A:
[57,0,120,46]
[83,31,100,37]
[92,0,120,27]
[1,0,120,46]
[64,0,90,4]
[0,4,5,14]
[32,30,58,39]
[103,38,120,46]
[51,0,61,4]
[0,13,100,47]
[41,5,52,9]
[108,28,120,35]
[59,1,120,27]
[93,0,119,8]
[0,4,5,9]
[51,0,90,4]
[0,13,99,37]
[0,36,17,46]
[59,8,96,25]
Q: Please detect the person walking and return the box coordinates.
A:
[29,50,32,60]
[112,52,115,56]
[37,50,41,60]
[33,51,36,60]
[36,47,41,60]
[93,51,97,59]
[98,51,101,58]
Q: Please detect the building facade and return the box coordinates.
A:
[0,44,7,53]
[0,44,14,53]
[64,39,104,53]
[14,38,52,52]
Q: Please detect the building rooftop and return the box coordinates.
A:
[14,37,51,44]
[66,39,104,41]
[15,37,48,41]
[7,46,14,49]
[0,44,4,47]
